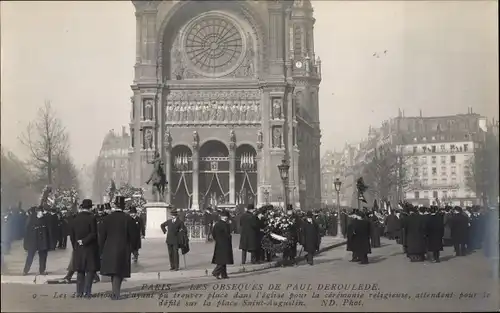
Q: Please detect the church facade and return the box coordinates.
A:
[129,0,322,210]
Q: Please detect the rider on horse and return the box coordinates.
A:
[146,151,167,200]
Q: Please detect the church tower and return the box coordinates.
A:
[289,0,322,209]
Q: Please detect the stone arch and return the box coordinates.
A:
[158,0,268,80]
[171,144,193,155]
[170,144,193,209]
[199,140,229,157]
[235,143,257,206]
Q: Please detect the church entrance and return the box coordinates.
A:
[235,144,257,207]
[198,140,230,209]
[171,145,193,210]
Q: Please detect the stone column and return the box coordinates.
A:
[192,137,200,211]
[229,143,236,204]
[165,132,172,204]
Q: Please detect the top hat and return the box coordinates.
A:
[80,199,93,210]
[170,208,179,216]
[247,204,255,211]
[287,204,294,211]
[220,210,230,218]
[129,206,137,214]
[306,211,313,218]
[114,196,126,209]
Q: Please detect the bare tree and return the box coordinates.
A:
[362,147,411,202]
[1,147,38,208]
[52,152,80,189]
[19,100,69,188]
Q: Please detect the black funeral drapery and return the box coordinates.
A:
[171,172,192,209]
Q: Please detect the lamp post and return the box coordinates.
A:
[334,178,343,238]
[278,159,290,210]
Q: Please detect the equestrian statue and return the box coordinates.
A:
[146,151,168,202]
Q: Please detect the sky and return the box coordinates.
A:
[1,1,498,167]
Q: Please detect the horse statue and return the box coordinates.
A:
[146,151,168,202]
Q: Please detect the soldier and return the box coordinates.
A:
[69,199,100,298]
[211,210,234,279]
[99,196,136,300]
[129,206,143,263]
[22,207,50,275]
[160,209,186,271]
[239,204,260,265]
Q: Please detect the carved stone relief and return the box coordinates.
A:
[165,90,261,125]
[272,97,283,119]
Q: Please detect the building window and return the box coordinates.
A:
[450,144,456,151]
[422,168,428,176]
[441,177,447,184]
[431,156,437,164]
[431,145,436,152]
[433,191,438,198]
[451,166,456,175]
[440,156,446,164]
[423,137,427,141]
[450,155,456,163]
[423,191,429,198]
[413,157,418,164]
[440,166,446,172]
[432,178,437,185]
[413,168,419,176]
[451,177,457,184]
[414,191,420,199]
[463,144,468,152]
[413,146,417,153]
[422,156,427,164]
[440,144,446,151]
[432,167,437,175]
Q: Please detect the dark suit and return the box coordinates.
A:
[239,211,259,264]
[99,210,135,299]
[23,213,50,274]
[211,220,234,278]
[160,217,186,270]
[69,211,100,296]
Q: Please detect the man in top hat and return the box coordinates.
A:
[69,199,100,298]
[426,206,444,263]
[282,205,300,265]
[239,204,260,265]
[346,209,371,264]
[160,208,187,271]
[299,211,320,265]
[99,196,136,300]
[23,206,50,275]
[403,206,427,262]
[211,210,234,279]
[129,206,143,263]
[450,206,469,256]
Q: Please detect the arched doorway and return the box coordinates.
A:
[199,140,229,209]
[171,145,193,210]
[236,144,257,206]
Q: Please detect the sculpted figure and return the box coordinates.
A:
[272,98,282,119]
[232,103,240,121]
[257,130,263,143]
[217,104,225,122]
[196,102,203,122]
[210,102,218,121]
[203,102,210,121]
[225,102,232,122]
[272,127,282,148]
[166,105,173,122]
[173,104,180,122]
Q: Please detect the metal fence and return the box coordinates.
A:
[185,222,206,241]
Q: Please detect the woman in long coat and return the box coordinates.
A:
[211,211,234,279]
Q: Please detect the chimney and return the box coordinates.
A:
[122,126,126,137]
[419,109,422,117]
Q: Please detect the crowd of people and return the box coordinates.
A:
[1,194,499,300]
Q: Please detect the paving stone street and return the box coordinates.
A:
[2,238,498,312]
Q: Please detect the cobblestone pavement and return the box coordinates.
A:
[2,238,498,312]
[2,236,342,280]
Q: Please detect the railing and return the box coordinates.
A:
[185,222,206,241]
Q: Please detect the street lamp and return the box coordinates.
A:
[278,159,290,210]
[334,178,343,238]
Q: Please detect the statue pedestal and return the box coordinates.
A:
[144,202,170,239]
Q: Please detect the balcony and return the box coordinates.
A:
[403,148,472,156]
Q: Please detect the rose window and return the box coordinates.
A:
[183,15,245,77]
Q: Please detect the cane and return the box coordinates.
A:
[183,254,187,269]
[296,246,304,266]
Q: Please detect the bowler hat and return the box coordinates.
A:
[80,199,93,209]
[114,196,126,209]
[170,208,178,215]
[247,204,255,211]
[306,211,313,218]
[220,210,230,218]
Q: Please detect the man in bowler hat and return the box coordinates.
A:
[69,199,100,298]
[211,210,233,279]
[99,196,135,300]
[161,208,186,271]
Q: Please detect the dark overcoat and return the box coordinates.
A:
[131,215,143,250]
[385,214,400,239]
[23,214,50,252]
[46,213,59,250]
[450,213,469,245]
[99,210,135,278]
[404,213,427,255]
[300,220,320,254]
[425,213,444,252]
[160,218,186,245]
[239,212,259,251]
[69,211,100,272]
[443,213,453,243]
[211,220,234,265]
[369,216,381,248]
[348,218,371,255]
